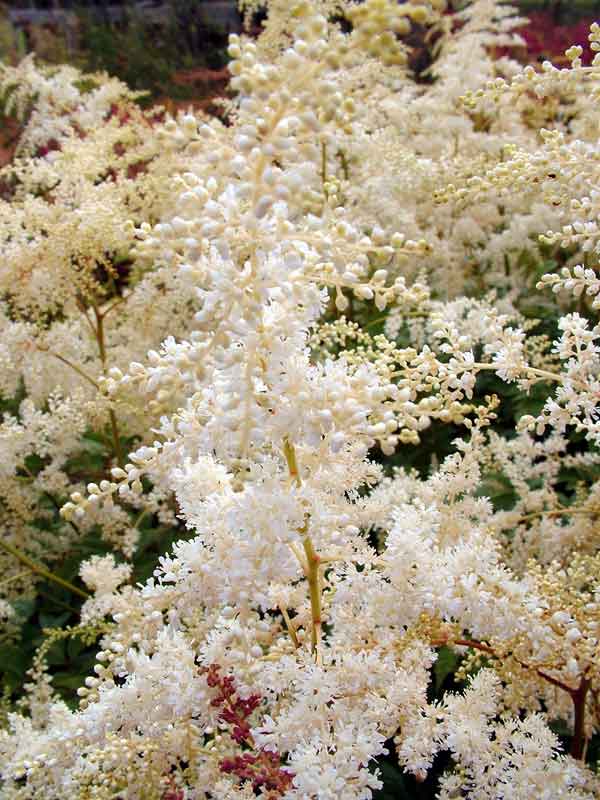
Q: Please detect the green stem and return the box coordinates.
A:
[302,535,323,663]
[336,148,349,181]
[93,306,125,468]
[134,508,150,528]
[0,570,29,588]
[283,438,323,663]
[321,140,328,192]
[42,491,81,537]
[93,306,107,364]
[108,409,124,469]
[279,604,300,649]
[0,539,89,600]
[471,361,590,394]
[48,351,100,390]
[515,507,597,524]
[283,437,301,488]
[101,296,125,320]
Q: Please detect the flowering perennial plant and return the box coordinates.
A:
[2,1,600,798]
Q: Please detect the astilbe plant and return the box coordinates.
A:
[2,0,600,798]
[0,55,208,614]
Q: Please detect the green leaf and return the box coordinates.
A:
[373,761,415,800]
[65,452,105,474]
[39,610,71,629]
[81,432,111,454]
[0,645,28,679]
[23,453,47,476]
[67,636,87,660]
[70,648,98,668]
[51,672,85,691]
[11,596,35,621]
[44,639,67,666]
[475,471,516,511]
[434,646,459,693]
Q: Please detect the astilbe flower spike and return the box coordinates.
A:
[206,664,295,795]
[3,1,600,798]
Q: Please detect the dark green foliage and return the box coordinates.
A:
[0,426,193,710]
[59,1,230,104]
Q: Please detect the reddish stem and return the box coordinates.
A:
[570,678,590,760]
[433,637,591,760]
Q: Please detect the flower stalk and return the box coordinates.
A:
[92,304,125,468]
[0,538,89,599]
[283,438,323,663]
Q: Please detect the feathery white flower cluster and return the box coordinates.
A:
[2,1,600,798]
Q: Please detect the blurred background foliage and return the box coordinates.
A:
[0,1,236,108]
[1,1,600,107]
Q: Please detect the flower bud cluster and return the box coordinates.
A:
[5,3,600,799]
[346,0,431,67]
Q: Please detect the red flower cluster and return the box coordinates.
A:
[161,787,184,800]
[205,664,294,796]
[206,663,262,745]
[35,137,60,158]
[220,751,295,795]
[160,774,185,800]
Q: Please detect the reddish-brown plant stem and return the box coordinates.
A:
[434,636,592,760]
[570,677,591,760]
[435,637,575,693]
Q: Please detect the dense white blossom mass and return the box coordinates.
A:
[1,1,600,798]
